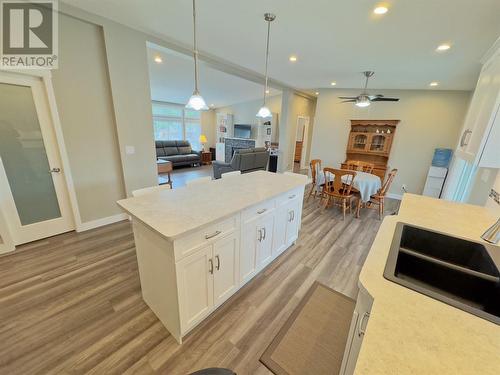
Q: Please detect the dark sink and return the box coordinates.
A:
[384,223,500,325]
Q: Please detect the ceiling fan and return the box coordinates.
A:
[339,71,399,107]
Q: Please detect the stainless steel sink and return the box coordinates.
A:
[384,223,500,325]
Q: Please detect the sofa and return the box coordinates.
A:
[213,148,270,179]
[155,140,201,167]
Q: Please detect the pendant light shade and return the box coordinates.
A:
[355,95,371,108]
[186,0,208,111]
[256,13,276,119]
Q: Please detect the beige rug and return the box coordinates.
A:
[260,282,355,375]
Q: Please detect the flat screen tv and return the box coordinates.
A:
[234,124,252,139]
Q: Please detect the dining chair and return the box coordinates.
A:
[362,168,398,220]
[132,184,172,197]
[346,160,375,173]
[186,176,212,186]
[307,159,323,201]
[221,170,241,178]
[321,168,357,220]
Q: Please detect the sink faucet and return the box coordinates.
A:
[481,218,500,244]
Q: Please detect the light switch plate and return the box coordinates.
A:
[125,145,135,155]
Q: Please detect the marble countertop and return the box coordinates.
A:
[117,171,308,240]
[355,194,500,374]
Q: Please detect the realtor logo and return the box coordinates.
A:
[1,0,58,69]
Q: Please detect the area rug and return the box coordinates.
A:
[260,282,355,375]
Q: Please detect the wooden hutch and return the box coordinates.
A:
[342,120,399,180]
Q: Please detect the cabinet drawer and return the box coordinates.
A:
[276,187,302,207]
[241,199,275,221]
[174,215,238,261]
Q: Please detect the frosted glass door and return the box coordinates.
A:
[0,73,74,246]
[0,83,61,225]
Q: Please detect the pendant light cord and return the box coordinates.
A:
[192,0,199,93]
[263,18,271,105]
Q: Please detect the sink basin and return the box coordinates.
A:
[384,223,500,325]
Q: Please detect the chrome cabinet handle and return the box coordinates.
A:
[460,129,472,147]
[215,255,220,271]
[288,211,292,222]
[49,167,61,173]
[208,259,214,274]
[205,230,221,240]
[358,312,370,337]
[258,229,263,242]
[262,227,266,240]
[288,194,296,199]
[257,208,267,214]
[292,211,295,221]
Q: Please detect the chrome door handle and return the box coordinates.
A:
[49,167,61,173]
[358,312,370,337]
[257,208,267,214]
[205,230,221,240]
[208,259,214,274]
[215,255,220,271]
[460,129,472,147]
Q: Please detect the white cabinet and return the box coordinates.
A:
[273,190,302,257]
[256,213,275,269]
[340,286,374,375]
[240,215,259,284]
[456,52,500,166]
[285,198,301,246]
[213,232,239,307]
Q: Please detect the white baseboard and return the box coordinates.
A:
[386,193,403,200]
[77,213,128,232]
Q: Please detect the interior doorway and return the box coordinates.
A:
[0,72,75,246]
[294,116,310,171]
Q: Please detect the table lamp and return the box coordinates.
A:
[199,134,208,151]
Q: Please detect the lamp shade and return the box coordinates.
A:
[186,92,208,111]
[199,134,208,143]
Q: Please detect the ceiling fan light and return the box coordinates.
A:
[186,91,208,111]
[256,106,272,118]
[355,95,371,107]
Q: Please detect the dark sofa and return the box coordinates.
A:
[155,140,201,167]
[212,148,270,179]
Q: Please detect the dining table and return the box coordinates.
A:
[316,170,382,202]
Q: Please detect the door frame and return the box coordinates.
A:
[0,70,81,250]
[296,116,310,170]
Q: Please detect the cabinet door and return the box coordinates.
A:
[272,204,288,257]
[177,245,214,331]
[240,216,259,285]
[256,213,275,270]
[213,232,239,306]
[286,199,301,246]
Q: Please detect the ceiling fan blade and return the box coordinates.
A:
[340,99,357,103]
[368,94,384,100]
[338,96,358,100]
[371,97,399,102]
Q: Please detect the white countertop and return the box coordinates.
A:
[355,194,500,374]
[117,171,307,240]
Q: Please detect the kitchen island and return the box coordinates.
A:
[343,194,500,375]
[117,171,308,343]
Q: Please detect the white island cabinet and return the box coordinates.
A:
[117,171,307,343]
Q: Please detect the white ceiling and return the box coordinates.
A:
[62,0,500,91]
[147,46,280,108]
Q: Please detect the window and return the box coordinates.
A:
[152,102,202,150]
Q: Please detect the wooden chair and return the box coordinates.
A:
[363,169,398,220]
[307,159,323,201]
[321,168,357,220]
[346,160,375,174]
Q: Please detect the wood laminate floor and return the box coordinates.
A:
[0,189,398,375]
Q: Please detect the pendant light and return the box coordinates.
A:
[256,13,276,118]
[186,0,208,111]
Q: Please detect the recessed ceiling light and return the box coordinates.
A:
[265,89,270,94]
[315,91,319,95]
[289,55,297,62]
[373,6,388,14]
[429,82,439,87]
[436,44,451,52]
[330,81,337,86]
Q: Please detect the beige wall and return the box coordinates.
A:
[310,89,471,196]
[52,15,126,222]
[201,110,216,150]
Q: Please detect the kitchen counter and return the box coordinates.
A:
[117,170,307,240]
[355,194,500,374]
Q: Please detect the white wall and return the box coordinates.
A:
[310,89,471,196]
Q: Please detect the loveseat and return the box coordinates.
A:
[155,140,201,167]
[212,148,270,179]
